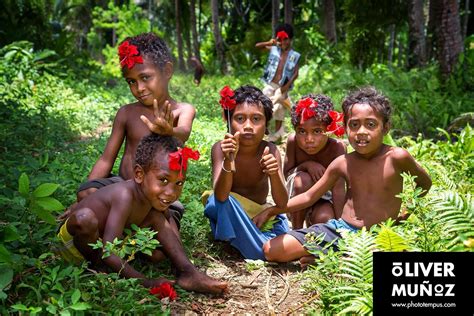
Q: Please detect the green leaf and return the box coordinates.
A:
[69,302,91,311]
[31,207,56,225]
[11,304,28,311]
[33,183,59,198]
[0,266,13,289]
[18,173,29,197]
[3,226,20,242]
[36,197,64,211]
[71,289,81,304]
[0,245,12,263]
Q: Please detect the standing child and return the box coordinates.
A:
[77,32,196,204]
[58,134,227,294]
[256,23,301,142]
[283,94,346,229]
[259,87,432,265]
[203,85,289,260]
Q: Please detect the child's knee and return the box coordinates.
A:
[69,208,98,235]
[309,202,335,224]
[293,172,312,193]
[262,241,273,261]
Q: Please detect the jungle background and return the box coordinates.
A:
[1,0,473,314]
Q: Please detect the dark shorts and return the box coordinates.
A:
[287,218,359,253]
[77,176,185,229]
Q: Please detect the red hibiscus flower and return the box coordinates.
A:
[168,147,200,177]
[219,86,237,110]
[327,110,345,137]
[276,31,289,40]
[150,283,178,301]
[118,41,143,69]
[295,97,318,123]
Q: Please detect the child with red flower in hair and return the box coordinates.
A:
[260,87,432,267]
[57,134,228,294]
[202,85,289,260]
[279,94,346,229]
[256,23,301,143]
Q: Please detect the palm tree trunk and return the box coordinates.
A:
[190,0,201,59]
[175,0,186,71]
[437,0,463,77]
[211,0,227,74]
[272,0,280,35]
[408,0,427,68]
[284,0,292,25]
[321,0,337,44]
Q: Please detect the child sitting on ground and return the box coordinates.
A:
[57,134,228,294]
[256,23,301,142]
[77,32,195,204]
[259,86,432,266]
[203,85,289,260]
[282,94,346,229]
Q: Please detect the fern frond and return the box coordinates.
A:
[375,225,411,252]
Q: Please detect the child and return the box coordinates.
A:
[256,23,300,142]
[77,32,196,202]
[57,134,228,294]
[203,85,289,260]
[189,56,204,86]
[283,94,346,229]
[258,86,432,265]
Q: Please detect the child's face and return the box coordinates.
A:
[278,38,291,50]
[123,57,171,107]
[346,103,388,158]
[139,154,184,211]
[231,102,266,146]
[294,118,329,155]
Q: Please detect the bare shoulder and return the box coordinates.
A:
[262,140,280,154]
[327,138,347,156]
[389,146,418,169]
[175,101,196,113]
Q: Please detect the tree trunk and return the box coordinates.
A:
[321,0,337,44]
[211,0,227,74]
[427,0,440,61]
[272,0,280,35]
[462,0,470,41]
[190,0,201,59]
[284,0,292,25]
[175,0,185,71]
[437,0,463,77]
[388,24,395,66]
[408,0,427,68]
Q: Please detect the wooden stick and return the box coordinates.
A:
[229,152,236,172]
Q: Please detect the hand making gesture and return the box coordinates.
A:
[140,99,174,135]
[220,131,240,160]
[260,146,279,175]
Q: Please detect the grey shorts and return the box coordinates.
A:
[286,171,332,202]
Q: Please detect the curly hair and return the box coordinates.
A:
[342,86,392,125]
[223,85,273,131]
[135,134,183,172]
[275,23,294,39]
[290,94,334,128]
[121,32,172,72]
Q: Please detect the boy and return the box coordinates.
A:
[256,23,300,142]
[284,94,346,229]
[258,87,432,265]
[58,134,228,294]
[77,32,196,202]
[203,85,289,260]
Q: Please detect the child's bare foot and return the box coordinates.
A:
[177,269,228,295]
[143,277,175,288]
[299,255,316,270]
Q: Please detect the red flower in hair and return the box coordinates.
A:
[168,147,200,177]
[219,86,236,110]
[118,41,143,69]
[327,110,345,137]
[276,31,289,40]
[295,97,318,123]
[150,283,178,301]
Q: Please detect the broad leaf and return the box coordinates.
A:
[31,207,57,225]
[33,183,59,198]
[18,173,29,197]
[36,197,64,211]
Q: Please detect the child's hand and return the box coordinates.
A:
[260,146,278,175]
[252,206,277,229]
[141,99,174,135]
[221,132,240,160]
[270,38,277,45]
[304,161,326,182]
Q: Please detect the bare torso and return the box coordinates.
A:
[340,145,403,228]
[119,102,182,179]
[290,136,345,172]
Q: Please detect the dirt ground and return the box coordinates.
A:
[168,248,312,315]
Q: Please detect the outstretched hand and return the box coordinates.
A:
[140,99,174,135]
[221,132,240,160]
[260,146,278,175]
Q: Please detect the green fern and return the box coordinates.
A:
[331,228,375,315]
[432,192,474,250]
[375,225,411,252]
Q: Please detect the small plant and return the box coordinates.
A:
[244,259,266,272]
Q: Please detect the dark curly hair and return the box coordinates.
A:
[290,94,334,128]
[342,86,392,126]
[135,134,183,172]
[121,32,172,73]
[223,85,273,132]
[275,23,294,39]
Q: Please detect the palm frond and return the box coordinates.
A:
[375,225,411,252]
